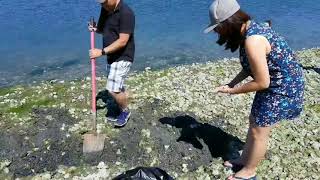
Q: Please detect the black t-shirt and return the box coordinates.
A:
[97,1,135,64]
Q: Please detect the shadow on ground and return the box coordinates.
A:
[302,66,320,74]
[96,90,121,119]
[159,115,244,161]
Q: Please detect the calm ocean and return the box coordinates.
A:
[0,0,319,87]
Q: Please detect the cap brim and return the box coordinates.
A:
[203,24,218,34]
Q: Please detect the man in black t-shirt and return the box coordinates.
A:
[89,0,135,127]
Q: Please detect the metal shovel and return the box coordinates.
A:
[83,17,105,153]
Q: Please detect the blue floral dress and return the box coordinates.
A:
[240,21,304,127]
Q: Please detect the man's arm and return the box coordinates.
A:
[89,33,130,58]
[89,8,135,59]
[103,33,130,54]
[103,9,135,54]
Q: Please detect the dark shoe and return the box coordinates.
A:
[105,106,121,122]
[114,110,131,127]
[106,116,117,122]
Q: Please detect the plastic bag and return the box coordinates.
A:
[113,167,174,180]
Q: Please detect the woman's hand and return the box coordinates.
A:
[216,85,235,94]
[89,48,102,59]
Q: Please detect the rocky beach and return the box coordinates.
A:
[0,48,319,180]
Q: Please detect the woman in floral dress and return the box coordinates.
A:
[204,0,304,179]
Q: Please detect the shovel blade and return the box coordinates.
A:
[83,133,105,153]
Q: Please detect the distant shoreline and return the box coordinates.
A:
[0,47,319,89]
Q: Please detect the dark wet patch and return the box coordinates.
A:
[0,108,84,177]
[0,100,244,178]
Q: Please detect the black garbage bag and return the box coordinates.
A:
[113,167,174,180]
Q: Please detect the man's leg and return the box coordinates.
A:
[106,60,131,126]
[109,90,129,110]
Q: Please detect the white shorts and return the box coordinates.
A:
[106,60,132,93]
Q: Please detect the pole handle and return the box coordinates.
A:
[90,17,97,132]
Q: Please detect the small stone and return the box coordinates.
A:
[312,142,320,150]
[141,129,151,138]
[146,147,152,153]
[3,168,9,174]
[64,173,70,178]
[115,161,121,166]
[60,123,66,131]
[116,149,122,155]
[42,173,51,179]
[182,156,191,160]
[211,168,220,176]
[97,162,105,169]
[81,84,87,89]
[69,108,76,114]
[78,95,85,100]
[164,145,170,150]
[45,115,53,121]
[96,77,102,81]
[182,164,188,173]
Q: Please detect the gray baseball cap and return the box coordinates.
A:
[204,0,240,33]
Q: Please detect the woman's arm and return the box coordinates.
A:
[230,35,270,94]
[227,69,250,88]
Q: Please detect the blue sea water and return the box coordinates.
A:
[0,0,319,87]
